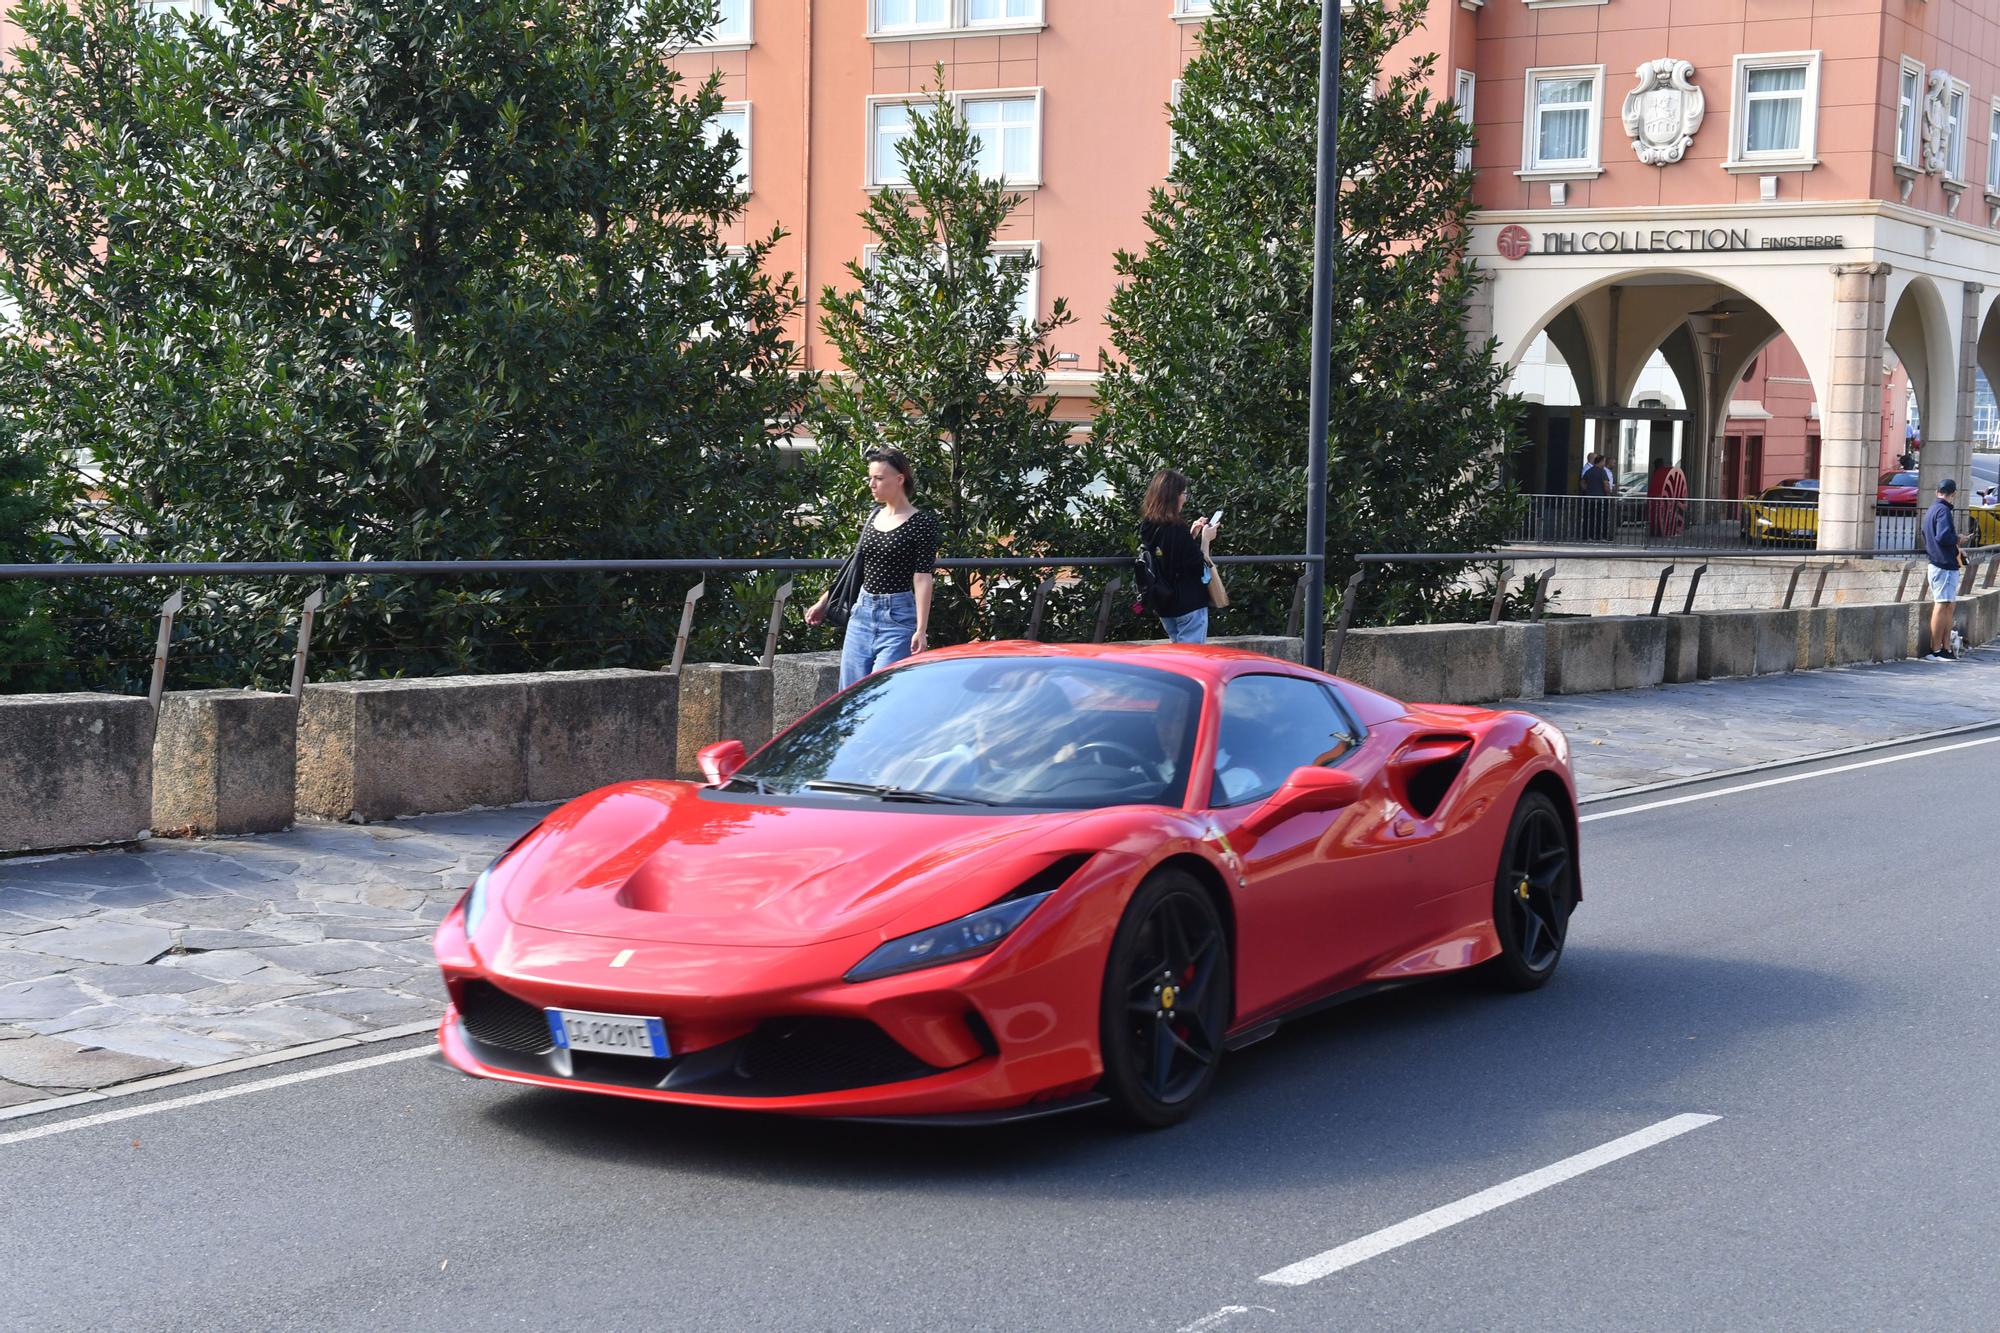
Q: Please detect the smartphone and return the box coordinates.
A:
[1208,509,1223,530]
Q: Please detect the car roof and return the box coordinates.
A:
[915,638,1311,683]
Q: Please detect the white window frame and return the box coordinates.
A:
[1517,65,1604,180]
[1945,76,1970,183]
[1723,51,1820,173]
[142,0,233,33]
[1523,0,1607,9]
[1168,78,1184,174]
[1453,69,1476,172]
[1988,98,2000,199]
[1897,58,1923,168]
[867,89,1044,189]
[1172,0,1214,21]
[860,240,1041,330]
[690,0,753,50]
[705,102,752,193]
[868,0,1044,40]
[867,97,920,188]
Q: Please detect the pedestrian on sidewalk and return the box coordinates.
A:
[1921,477,1964,662]
[1582,453,1615,540]
[1137,468,1216,644]
[804,448,939,688]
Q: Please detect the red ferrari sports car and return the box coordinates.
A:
[434,642,1580,1127]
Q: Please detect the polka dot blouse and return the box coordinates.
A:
[858,508,941,594]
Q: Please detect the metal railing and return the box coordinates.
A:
[1325,543,2000,675]
[1511,493,1949,553]
[0,553,1324,705]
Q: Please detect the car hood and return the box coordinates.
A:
[498,781,1095,947]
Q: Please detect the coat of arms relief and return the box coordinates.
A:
[1621,60,1704,166]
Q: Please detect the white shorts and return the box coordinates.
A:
[1928,564,1961,603]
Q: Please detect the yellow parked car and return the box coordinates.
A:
[1968,503,2000,548]
[1740,482,1819,547]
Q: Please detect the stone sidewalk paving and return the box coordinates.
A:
[3,642,1996,1111]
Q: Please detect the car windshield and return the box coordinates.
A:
[736,657,1205,811]
[1884,472,1917,486]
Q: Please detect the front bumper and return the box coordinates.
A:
[433,893,1118,1119]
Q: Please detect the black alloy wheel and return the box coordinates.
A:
[1486,792,1577,991]
[1098,870,1231,1128]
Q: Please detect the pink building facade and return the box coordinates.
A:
[1458,0,2000,547]
[687,0,1985,548]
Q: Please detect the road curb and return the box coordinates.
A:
[1577,713,2000,806]
[0,1018,439,1124]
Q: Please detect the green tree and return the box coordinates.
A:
[1094,0,1523,634]
[0,413,62,692]
[811,79,1098,644]
[0,0,807,689]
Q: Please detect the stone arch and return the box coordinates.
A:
[1884,271,1957,450]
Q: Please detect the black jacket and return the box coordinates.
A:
[1139,519,1209,617]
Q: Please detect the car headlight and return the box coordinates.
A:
[462,866,494,935]
[845,891,1054,983]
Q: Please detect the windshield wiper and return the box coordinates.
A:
[801,779,981,806]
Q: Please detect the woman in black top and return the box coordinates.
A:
[805,448,939,688]
[1137,468,1215,643]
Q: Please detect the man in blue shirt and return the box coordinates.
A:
[1922,479,1963,661]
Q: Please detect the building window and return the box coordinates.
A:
[869,100,917,186]
[1897,59,1922,167]
[870,92,1043,188]
[963,92,1042,186]
[966,0,1037,21]
[1453,69,1475,171]
[704,104,751,192]
[1173,0,1214,17]
[692,0,751,46]
[1520,67,1602,177]
[1946,78,1970,181]
[870,0,1043,36]
[1989,100,2000,195]
[863,242,1040,329]
[1727,53,1819,170]
[1168,79,1184,173]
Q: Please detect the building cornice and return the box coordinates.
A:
[1472,197,2000,250]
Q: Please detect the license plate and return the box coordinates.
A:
[546,1008,671,1059]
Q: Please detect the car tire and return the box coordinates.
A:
[1097,869,1231,1129]
[1484,792,1577,992]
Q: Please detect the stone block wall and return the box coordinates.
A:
[1543,617,1667,695]
[0,694,155,852]
[153,689,297,836]
[676,664,775,778]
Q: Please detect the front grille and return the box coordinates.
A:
[727,1017,940,1096]
[458,981,555,1055]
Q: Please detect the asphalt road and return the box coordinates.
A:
[2,732,1996,1332]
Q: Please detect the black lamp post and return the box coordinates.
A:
[1301,0,1342,668]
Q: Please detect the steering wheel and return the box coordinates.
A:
[1074,740,1157,775]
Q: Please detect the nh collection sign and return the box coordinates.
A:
[1494,224,1846,259]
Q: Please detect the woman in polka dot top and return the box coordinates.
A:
[805,448,939,688]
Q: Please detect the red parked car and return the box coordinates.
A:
[434,643,1580,1127]
[1878,470,1920,509]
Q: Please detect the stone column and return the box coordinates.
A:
[1821,264,1891,551]
[1919,281,1983,503]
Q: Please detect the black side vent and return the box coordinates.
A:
[1003,853,1093,903]
[1401,737,1471,820]
[458,981,556,1055]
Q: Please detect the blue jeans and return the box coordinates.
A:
[840,589,918,688]
[1160,607,1208,643]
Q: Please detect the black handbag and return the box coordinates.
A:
[823,508,877,629]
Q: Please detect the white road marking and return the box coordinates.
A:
[0,1046,432,1148]
[1579,733,2000,824]
[1174,1305,1276,1333]
[1257,1113,1720,1287]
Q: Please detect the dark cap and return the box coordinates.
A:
[1939,478,1957,494]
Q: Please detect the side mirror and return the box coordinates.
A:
[1238,765,1362,840]
[696,739,748,786]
